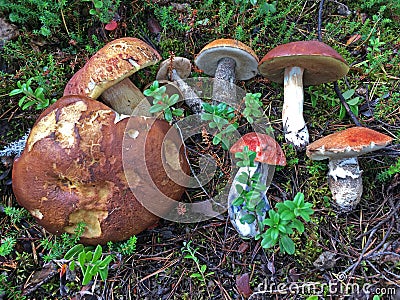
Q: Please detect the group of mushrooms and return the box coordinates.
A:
[11,37,393,244]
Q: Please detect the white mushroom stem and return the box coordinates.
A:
[282,66,309,150]
[170,69,205,114]
[228,162,271,238]
[212,57,236,105]
[327,157,363,212]
[100,78,152,116]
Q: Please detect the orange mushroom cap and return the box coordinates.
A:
[230,132,286,166]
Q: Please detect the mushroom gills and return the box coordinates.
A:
[228,162,271,238]
[327,157,363,212]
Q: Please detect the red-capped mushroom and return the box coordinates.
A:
[228,132,286,238]
[306,127,393,212]
[258,40,349,150]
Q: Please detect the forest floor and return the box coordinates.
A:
[0,0,399,299]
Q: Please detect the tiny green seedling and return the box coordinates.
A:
[9,77,56,110]
[257,192,314,255]
[64,244,114,286]
[201,102,238,150]
[242,92,263,124]
[144,80,184,122]
[181,241,214,284]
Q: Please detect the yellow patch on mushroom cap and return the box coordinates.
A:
[64,209,108,238]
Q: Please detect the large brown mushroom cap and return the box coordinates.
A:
[230,132,286,166]
[12,95,188,245]
[258,40,349,85]
[195,39,259,80]
[63,37,161,99]
[306,127,393,161]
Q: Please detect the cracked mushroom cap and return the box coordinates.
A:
[156,57,192,80]
[194,39,259,80]
[306,127,393,161]
[63,37,161,99]
[230,132,286,166]
[258,40,349,85]
[12,95,189,245]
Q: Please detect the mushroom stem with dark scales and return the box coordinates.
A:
[228,132,286,238]
[258,40,349,150]
[195,39,258,105]
[156,57,205,114]
[306,127,393,212]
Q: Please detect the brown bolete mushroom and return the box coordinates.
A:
[12,95,189,245]
[306,127,393,212]
[195,39,259,104]
[228,132,286,238]
[156,56,205,114]
[64,37,161,115]
[258,40,349,150]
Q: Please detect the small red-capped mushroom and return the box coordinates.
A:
[258,40,349,150]
[156,56,205,114]
[228,132,286,238]
[306,127,393,212]
[12,95,189,245]
[195,39,259,104]
[64,37,161,115]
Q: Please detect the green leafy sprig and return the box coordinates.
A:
[144,80,184,122]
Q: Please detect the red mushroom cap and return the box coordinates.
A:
[258,40,349,85]
[230,132,286,166]
[306,127,393,160]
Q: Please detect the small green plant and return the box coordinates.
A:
[0,237,16,257]
[144,80,184,122]
[108,235,138,256]
[232,146,268,224]
[64,244,114,285]
[82,0,121,24]
[377,157,400,182]
[338,89,362,120]
[3,206,28,224]
[40,222,86,262]
[257,192,314,255]
[201,102,239,150]
[10,77,56,110]
[181,241,214,284]
[0,273,26,300]
[242,92,263,124]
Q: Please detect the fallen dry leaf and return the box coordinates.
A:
[236,273,252,298]
[346,34,362,46]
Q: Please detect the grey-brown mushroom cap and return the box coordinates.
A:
[306,127,393,161]
[63,37,161,99]
[258,40,349,86]
[156,57,192,80]
[194,39,259,80]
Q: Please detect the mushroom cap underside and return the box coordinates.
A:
[195,39,259,80]
[230,132,286,166]
[64,37,161,99]
[258,40,349,85]
[306,127,393,160]
[12,95,188,245]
